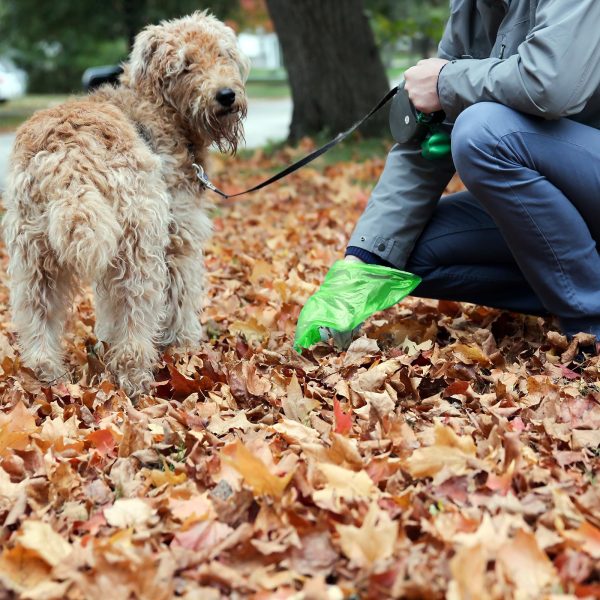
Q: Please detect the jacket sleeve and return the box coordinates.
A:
[346,12,461,270]
[347,143,456,270]
[438,0,600,121]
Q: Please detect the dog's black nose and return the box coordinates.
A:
[216,88,236,107]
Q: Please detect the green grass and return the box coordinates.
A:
[246,80,290,99]
[0,94,73,132]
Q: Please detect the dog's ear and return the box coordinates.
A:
[129,25,162,85]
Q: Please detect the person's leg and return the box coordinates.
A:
[451,103,600,338]
[406,191,547,315]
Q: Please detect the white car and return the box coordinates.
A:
[0,57,27,102]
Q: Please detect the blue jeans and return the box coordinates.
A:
[406,102,600,338]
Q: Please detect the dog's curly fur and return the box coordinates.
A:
[3,12,249,395]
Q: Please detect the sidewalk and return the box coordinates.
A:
[0,97,292,191]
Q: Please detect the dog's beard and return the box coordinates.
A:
[200,105,247,154]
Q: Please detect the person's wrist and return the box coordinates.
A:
[345,255,363,263]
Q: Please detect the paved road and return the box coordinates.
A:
[0,97,291,192]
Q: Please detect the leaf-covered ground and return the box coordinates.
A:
[0,142,599,600]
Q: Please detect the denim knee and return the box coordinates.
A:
[451,102,517,188]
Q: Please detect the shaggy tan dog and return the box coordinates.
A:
[3,12,249,395]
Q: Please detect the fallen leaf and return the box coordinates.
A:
[497,529,558,598]
[104,498,155,528]
[333,399,352,435]
[562,521,600,559]
[0,402,38,457]
[18,521,72,567]
[402,424,477,479]
[221,440,294,499]
[0,546,51,592]
[335,502,398,568]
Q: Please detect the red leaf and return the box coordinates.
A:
[167,364,212,398]
[334,399,352,435]
[86,429,115,456]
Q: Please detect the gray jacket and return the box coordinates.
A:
[348,0,600,268]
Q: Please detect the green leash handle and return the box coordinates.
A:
[421,130,452,160]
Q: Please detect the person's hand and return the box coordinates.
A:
[404,58,449,114]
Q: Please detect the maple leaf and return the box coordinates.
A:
[0,402,38,457]
[496,529,559,597]
[313,463,377,512]
[282,372,318,424]
[86,428,116,455]
[333,399,352,435]
[17,521,72,567]
[335,502,398,568]
[0,546,51,593]
[221,440,294,499]
[562,521,600,559]
[402,424,478,479]
[104,498,156,529]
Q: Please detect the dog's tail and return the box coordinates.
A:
[47,185,122,278]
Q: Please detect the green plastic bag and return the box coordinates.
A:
[294,261,421,351]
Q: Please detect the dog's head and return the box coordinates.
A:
[127,11,250,153]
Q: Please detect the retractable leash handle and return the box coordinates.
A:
[389,81,451,160]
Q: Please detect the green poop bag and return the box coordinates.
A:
[294,261,421,352]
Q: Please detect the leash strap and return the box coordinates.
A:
[193,85,400,199]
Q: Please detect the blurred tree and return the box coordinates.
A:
[0,0,240,93]
[265,0,389,143]
[365,0,449,62]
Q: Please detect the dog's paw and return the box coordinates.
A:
[27,356,68,386]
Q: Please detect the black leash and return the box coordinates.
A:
[193,85,400,199]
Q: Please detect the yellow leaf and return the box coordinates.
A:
[313,463,377,512]
[221,440,293,499]
[229,317,268,341]
[0,402,38,457]
[402,424,477,479]
[0,546,51,592]
[336,503,398,568]
[448,544,492,600]
[18,521,72,567]
[452,343,490,365]
[249,259,272,286]
[148,469,187,487]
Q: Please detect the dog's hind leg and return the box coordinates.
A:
[95,241,167,396]
[5,230,74,382]
[160,201,212,349]
[94,186,170,397]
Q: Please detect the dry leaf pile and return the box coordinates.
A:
[0,142,599,599]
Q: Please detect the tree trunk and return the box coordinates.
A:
[123,0,147,51]
[265,0,390,143]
